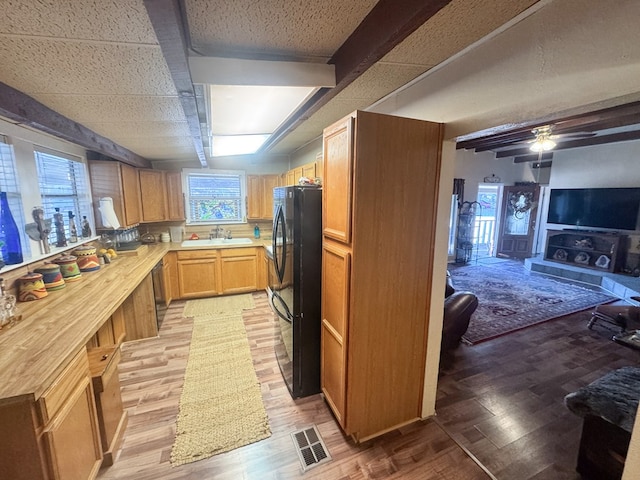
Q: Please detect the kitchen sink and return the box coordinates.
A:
[181,238,253,247]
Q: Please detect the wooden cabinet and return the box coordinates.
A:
[320,240,351,427]
[87,308,127,348]
[220,248,259,294]
[87,345,127,467]
[139,169,168,222]
[247,174,279,220]
[258,248,268,290]
[165,171,185,221]
[302,162,316,179]
[321,110,443,442]
[89,160,142,228]
[41,348,103,480]
[283,161,322,186]
[163,251,177,306]
[177,249,219,298]
[323,118,354,243]
[122,273,158,341]
[544,230,625,272]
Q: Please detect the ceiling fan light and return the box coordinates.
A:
[529,137,556,152]
[541,138,556,150]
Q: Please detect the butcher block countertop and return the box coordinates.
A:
[0,243,170,406]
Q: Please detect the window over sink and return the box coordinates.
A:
[183,169,247,225]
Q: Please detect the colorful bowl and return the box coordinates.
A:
[53,255,82,282]
[72,246,101,272]
[17,272,48,301]
[34,263,65,291]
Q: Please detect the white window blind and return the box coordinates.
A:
[35,147,92,243]
[184,170,246,224]
[0,135,30,258]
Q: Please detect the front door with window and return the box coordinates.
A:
[496,185,540,259]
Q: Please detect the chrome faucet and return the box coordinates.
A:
[210,226,223,239]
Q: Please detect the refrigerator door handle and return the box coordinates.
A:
[273,203,286,284]
[270,290,293,323]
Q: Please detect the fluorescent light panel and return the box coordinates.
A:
[208,84,316,156]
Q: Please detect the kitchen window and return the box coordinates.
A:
[0,135,30,257]
[35,147,92,243]
[183,169,246,224]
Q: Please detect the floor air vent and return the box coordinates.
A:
[291,425,332,472]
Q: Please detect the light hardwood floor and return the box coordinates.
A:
[97,292,490,480]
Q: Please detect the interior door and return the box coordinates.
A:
[496,185,540,259]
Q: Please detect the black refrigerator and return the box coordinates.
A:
[269,185,322,398]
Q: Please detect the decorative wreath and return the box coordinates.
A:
[509,191,535,219]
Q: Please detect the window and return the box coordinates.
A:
[183,169,246,224]
[35,147,92,243]
[0,135,30,259]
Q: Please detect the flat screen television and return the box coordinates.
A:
[547,187,640,231]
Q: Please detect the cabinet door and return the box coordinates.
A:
[246,175,262,220]
[261,174,279,219]
[122,274,158,340]
[321,241,351,428]
[44,377,102,480]
[165,171,185,221]
[220,248,258,294]
[302,162,316,179]
[178,258,219,298]
[163,252,177,304]
[120,163,142,226]
[139,169,167,222]
[285,170,295,186]
[89,161,139,229]
[323,116,354,243]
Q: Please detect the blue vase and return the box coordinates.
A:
[0,192,23,265]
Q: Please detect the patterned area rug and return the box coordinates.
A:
[171,294,271,466]
[450,261,617,345]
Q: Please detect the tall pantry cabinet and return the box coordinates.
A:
[321,110,443,442]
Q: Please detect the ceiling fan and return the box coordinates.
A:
[527,125,596,152]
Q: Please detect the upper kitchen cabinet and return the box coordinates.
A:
[138,169,168,222]
[321,110,443,442]
[247,174,279,220]
[89,161,142,229]
[165,171,185,221]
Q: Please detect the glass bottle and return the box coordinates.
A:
[0,277,17,328]
[0,192,23,265]
[81,215,91,238]
[54,207,67,247]
[68,211,78,243]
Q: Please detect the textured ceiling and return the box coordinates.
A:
[1,0,638,168]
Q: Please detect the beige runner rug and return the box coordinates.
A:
[171,294,270,466]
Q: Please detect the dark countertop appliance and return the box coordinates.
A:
[270,185,322,398]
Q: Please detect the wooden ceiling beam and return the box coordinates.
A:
[0,82,151,168]
[143,0,208,167]
[457,101,640,152]
[259,0,452,153]
[495,129,640,158]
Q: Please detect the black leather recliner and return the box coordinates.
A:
[441,271,478,350]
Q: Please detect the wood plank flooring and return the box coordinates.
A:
[437,302,640,479]
[97,292,490,480]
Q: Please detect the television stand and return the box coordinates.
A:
[544,230,626,273]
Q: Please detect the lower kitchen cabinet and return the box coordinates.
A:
[320,240,351,427]
[163,251,177,306]
[220,248,258,294]
[122,273,158,341]
[87,345,127,467]
[177,249,219,298]
[0,348,103,480]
